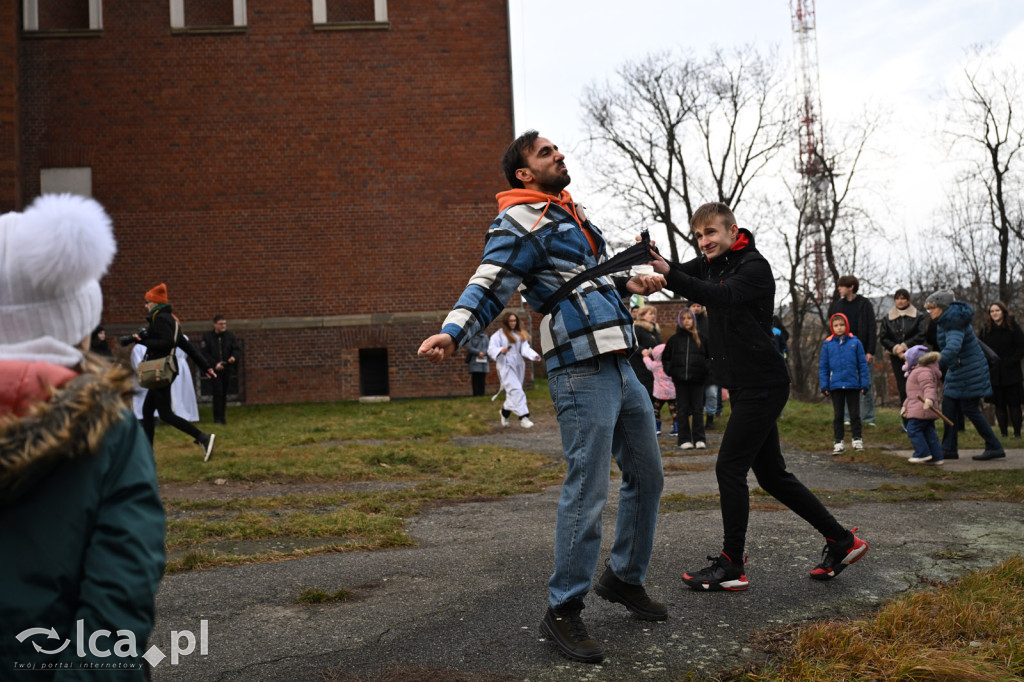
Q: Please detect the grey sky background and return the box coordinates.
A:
[506,1,1024,294]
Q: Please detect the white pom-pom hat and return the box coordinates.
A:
[0,194,116,348]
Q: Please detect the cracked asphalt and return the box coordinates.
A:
[151,415,1024,681]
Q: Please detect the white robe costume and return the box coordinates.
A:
[131,338,200,422]
[488,329,540,417]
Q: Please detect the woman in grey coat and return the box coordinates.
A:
[465,330,490,396]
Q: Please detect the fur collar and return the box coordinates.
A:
[888,304,919,321]
[917,351,941,367]
[0,358,135,506]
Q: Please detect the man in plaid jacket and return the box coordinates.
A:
[419,130,667,664]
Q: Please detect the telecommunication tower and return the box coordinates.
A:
[790,0,828,302]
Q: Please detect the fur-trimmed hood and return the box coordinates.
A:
[917,351,941,367]
[0,358,135,506]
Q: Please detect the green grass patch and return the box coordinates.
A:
[158,384,564,570]
[164,542,399,574]
[735,556,1024,681]
[157,385,1022,571]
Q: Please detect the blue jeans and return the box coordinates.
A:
[906,418,942,460]
[546,354,664,607]
[941,396,1004,454]
[704,384,719,415]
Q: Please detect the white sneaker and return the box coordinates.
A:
[852,438,864,451]
[500,411,509,427]
[694,441,706,449]
[908,454,933,463]
[832,441,845,454]
[520,417,534,429]
[680,442,694,450]
[202,433,216,462]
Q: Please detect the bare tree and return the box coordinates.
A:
[776,117,881,398]
[944,47,1024,304]
[581,46,792,261]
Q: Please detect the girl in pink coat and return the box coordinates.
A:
[900,345,944,465]
[643,343,676,435]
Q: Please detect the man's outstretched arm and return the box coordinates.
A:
[418,333,456,364]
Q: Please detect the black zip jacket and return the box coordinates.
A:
[662,229,789,389]
[139,305,212,373]
[662,330,709,384]
[201,330,241,369]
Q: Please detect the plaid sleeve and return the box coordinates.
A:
[441,220,537,347]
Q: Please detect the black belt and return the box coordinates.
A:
[536,231,659,316]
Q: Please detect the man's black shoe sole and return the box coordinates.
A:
[594,583,668,620]
[539,618,604,664]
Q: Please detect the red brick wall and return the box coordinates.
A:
[17,1,515,403]
[0,2,18,212]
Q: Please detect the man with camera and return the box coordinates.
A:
[133,283,218,461]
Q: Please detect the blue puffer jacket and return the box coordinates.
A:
[819,315,870,392]
[937,301,992,399]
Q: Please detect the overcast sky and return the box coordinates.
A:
[506,0,1024,292]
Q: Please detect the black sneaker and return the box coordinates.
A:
[682,552,749,591]
[539,600,604,664]
[972,450,1006,461]
[594,561,668,621]
[810,527,868,580]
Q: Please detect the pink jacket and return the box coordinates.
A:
[643,344,675,400]
[902,352,942,420]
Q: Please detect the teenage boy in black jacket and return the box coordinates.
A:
[649,202,867,590]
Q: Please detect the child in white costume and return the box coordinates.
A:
[488,312,540,428]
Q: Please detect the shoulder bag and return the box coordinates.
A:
[137,320,180,389]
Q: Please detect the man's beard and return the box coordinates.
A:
[538,172,571,194]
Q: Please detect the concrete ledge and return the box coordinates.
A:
[106,311,455,335]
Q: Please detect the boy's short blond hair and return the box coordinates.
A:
[690,202,736,231]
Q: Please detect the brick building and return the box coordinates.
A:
[2,1,516,403]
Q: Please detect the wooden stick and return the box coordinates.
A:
[918,395,954,426]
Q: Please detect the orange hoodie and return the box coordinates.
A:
[495,188,596,255]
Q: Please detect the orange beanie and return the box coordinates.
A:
[145,283,168,303]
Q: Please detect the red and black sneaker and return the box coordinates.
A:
[810,527,868,580]
[682,552,749,591]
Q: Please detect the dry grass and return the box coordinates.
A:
[736,556,1024,681]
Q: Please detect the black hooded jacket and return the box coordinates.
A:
[139,304,212,373]
[662,229,788,389]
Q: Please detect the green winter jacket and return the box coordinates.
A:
[0,359,166,680]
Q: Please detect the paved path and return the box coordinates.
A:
[151,417,1024,681]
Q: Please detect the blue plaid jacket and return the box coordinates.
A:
[441,198,636,372]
